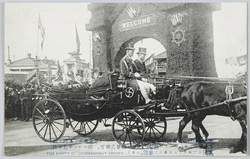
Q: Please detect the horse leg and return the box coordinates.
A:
[177,114,192,143]
[230,101,247,153]
[192,117,207,149]
[199,116,209,141]
[230,116,247,153]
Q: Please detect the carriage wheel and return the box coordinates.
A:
[32,99,66,142]
[69,118,98,135]
[112,110,145,148]
[143,117,167,142]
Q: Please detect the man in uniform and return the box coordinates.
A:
[120,43,155,104]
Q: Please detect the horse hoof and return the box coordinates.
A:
[230,147,236,153]
[242,149,247,154]
[199,142,207,149]
[204,134,209,141]
[230,145,246,154]
[230,147,240,153]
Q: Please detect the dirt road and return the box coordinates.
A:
[3,115,246,157]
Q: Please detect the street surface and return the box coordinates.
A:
[4,115,246,157]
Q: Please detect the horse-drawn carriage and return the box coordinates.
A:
[32,73,247,152]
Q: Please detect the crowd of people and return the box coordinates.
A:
[4,82,43,121]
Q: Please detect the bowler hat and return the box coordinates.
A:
[137,47,147,55]
[124,42,135,50]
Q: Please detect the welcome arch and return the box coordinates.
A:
[86,3,220,77]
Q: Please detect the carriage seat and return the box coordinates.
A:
[88,86,111,98]
[117,79,127,89]
[108,71,128,90]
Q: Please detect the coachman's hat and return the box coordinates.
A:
[137,47,147,55]
[124,42,135,50]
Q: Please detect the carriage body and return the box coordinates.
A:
[32,72,170,146]
[32,74,247,150]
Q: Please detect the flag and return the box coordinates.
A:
[75,24,80,53]
[38,15,45,49]
[57,61,62,78]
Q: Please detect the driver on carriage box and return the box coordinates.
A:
[120,42,156,104]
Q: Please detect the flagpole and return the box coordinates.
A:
[36,14,39,58]
[89,34,92,70]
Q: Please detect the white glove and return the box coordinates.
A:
[135,72,141,78]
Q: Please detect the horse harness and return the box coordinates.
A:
[225,84,236,121]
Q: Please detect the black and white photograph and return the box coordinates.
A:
[2,2,248,157]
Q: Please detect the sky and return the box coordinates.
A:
[4,3,247,78]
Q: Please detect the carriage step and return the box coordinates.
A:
[104,124,112,127]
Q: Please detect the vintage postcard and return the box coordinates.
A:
[3,2,247,157]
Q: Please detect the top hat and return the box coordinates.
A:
[137,47,147,55]
[124,42,135,50]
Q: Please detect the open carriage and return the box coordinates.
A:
[32,73,247,149]
[32,72,171,148]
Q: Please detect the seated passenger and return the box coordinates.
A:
[89,68,110,96]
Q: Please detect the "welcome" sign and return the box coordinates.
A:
[119,14,157,32]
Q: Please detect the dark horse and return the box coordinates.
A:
[166,81,247,153]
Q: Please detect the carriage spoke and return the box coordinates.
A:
[130,130,142,136]
[86,122,92,131]
[116,131,125,140]
[34,115,44,120]
[152,128,157,139]
[53,116,65,120]
[49,124,52,141]
[52,122,62,132]
[118,116,126,126]
[129,131,138,144]
[153,126,163,135]
[154,125,165,128]
[35,121,45,125]
[145,127,150,134]
[73,121,80,130]
[44,124,49,138]
[51,124,57,139]
[53,121,64,126]
[122,133,128,146]
[149,128,152,139]
[36,108,45,118]
[84,123,87,134]
[127,132,132,147]
[89,121,95,126]
[115,122,126,128]
[38,123,47,133]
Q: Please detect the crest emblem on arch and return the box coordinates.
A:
[126,5,141,19]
